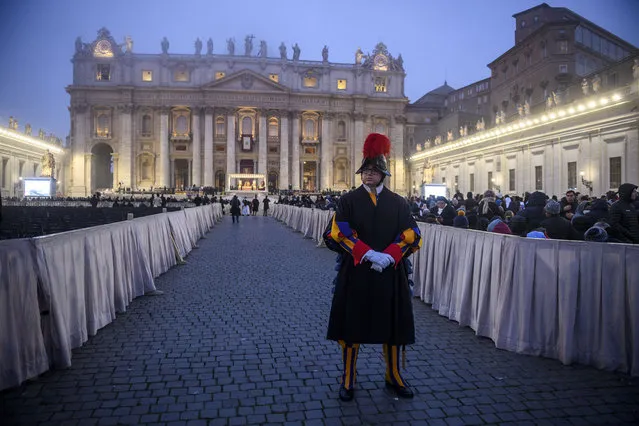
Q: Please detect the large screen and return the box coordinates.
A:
[422,184,448,199]
[24,179,53,197]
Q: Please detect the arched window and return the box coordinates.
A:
[141,114,152,136]
[268,118,279,138]
[242,116,252,135]
[176,116,188,135]
[215,116,225,137]
[304,118,316,139]
[337,120,346,140]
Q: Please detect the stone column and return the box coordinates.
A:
[258,113,267,175]
[391,115,406,195]
[111,153,119,189]
[352,113,366,186]
[84,153,93,194]
[192,108,202,187]
[70,105,88,197]
[225,110,236,191]
[291,112,300,190]
[159,108,170,188]
[203,107,214,187]
[320,112,333,190]
[279,113,289,190]
[117,104,133,189]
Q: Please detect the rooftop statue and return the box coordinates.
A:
[581,78,589,96]
[592,74,601,93]
[207,38,213,55]
[227,38,235,55]
[161,37,169,54]
[355,47,364,65]
[40,150,55,178]
[195,38,202,55]
[258,40,267,58]
[244,34,254,56]
[279,42,287,59]
[322,45,328,62]
[124,35,133,53]
[292,43,301,61]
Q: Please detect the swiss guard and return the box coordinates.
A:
[324,133,422,401]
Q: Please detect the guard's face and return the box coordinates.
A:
[361,168,383,186]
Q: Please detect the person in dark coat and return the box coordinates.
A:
[540,200,580,240]
[430,196,456,226]
[251,195,259,216]
[324,133,422,402]
[477,190,503,220]
[229,195,241,223]
[519,191,547,233]
[262,196,270,216]
[609,183,639,244]
[559,190,579,220]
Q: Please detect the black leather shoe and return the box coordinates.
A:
[385,381,414,398]
[338,386,354,401]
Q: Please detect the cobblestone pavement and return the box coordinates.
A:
[2,215,639,425]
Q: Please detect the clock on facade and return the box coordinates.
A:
[94,40,113,57]
[373,54,389,71]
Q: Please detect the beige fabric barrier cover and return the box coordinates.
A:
[273,204,639,376]
[0,204,222,391]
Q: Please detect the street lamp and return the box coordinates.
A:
[580,171,593,193]
[491,178,501,193]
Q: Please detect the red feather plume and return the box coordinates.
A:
[362,133,391,159]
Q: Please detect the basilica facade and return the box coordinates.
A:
[66,29,409,197]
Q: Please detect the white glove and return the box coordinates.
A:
[362,250,376,264]
[370,262,383,273]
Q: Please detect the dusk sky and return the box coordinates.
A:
[0,0,637,141]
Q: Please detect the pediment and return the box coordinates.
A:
[203,69,288,93]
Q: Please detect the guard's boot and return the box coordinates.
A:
[383,344,414,399]
[338,341,359,401]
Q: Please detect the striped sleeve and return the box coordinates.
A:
[383,226,423,267]
[326,214,371,265]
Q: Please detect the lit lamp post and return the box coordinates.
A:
[580,171,593,193]
[491,178,501,193]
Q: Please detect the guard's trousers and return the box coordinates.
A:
[339,341,407,390]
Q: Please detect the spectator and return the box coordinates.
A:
[609,183,639,244]
[509,215,527,237]
[430,196,456,226]
[584,226,608,242]
[477,190,503,221]
[560,190,579,220]
[453,210,469,229]
[487,218,512,235]
[519,191,547,233]
[541,200,580,240]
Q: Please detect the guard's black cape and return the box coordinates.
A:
[325,186,416,345]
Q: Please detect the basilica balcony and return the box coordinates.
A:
[171,132,192,142]
[301,136,320,144]
[94,130,111,139]
[267,135,280,143]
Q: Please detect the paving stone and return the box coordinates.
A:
[1,215,638,424]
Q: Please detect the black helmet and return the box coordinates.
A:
[355,133,391,177]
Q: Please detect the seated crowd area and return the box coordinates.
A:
[0,192,207,240]
[275,184,639,244]
[411,183,639,244]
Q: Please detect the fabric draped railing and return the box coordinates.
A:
[0,204,223,391]
[272,204,639,376]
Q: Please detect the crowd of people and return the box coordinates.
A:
[270,183,639,244]
[411,184,639,244]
